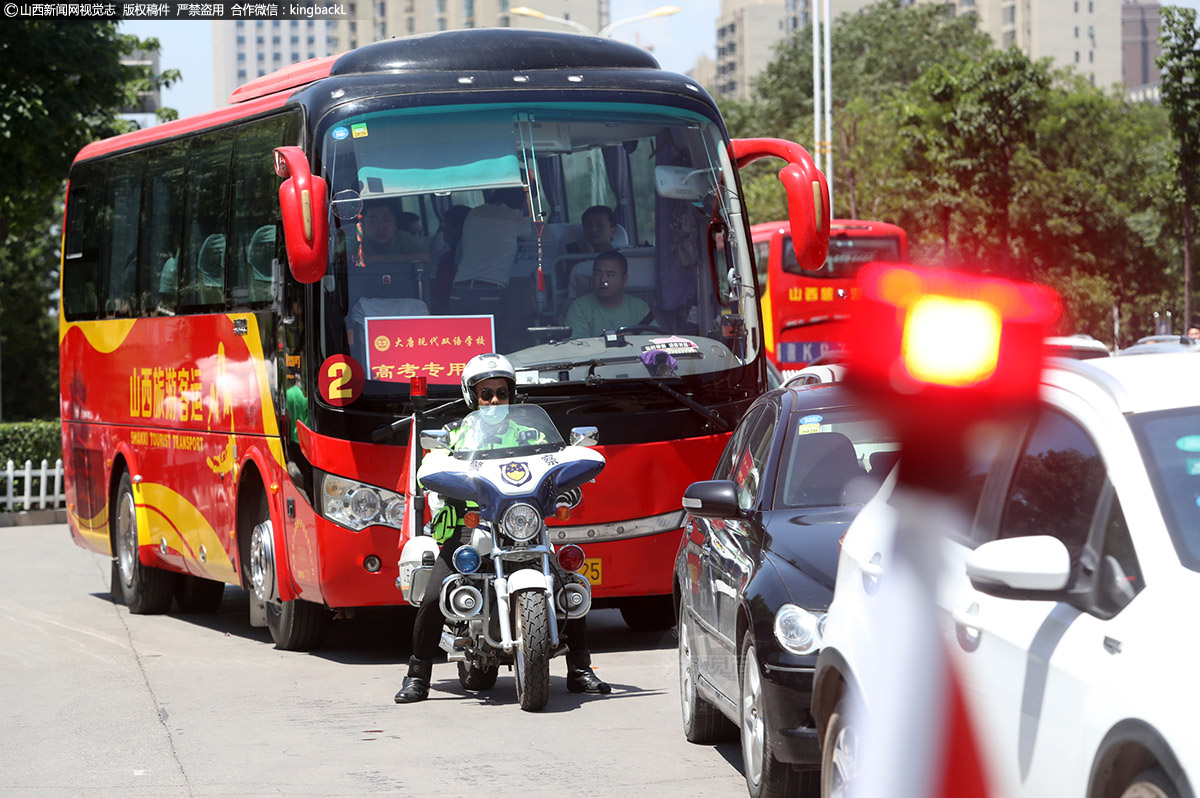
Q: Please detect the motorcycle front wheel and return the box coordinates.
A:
[512,589,551,711]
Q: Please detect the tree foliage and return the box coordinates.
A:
[726,0,1187,347]
[0,23,177,421]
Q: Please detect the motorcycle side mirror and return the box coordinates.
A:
[421,429,451,450]
[570,426,599,447]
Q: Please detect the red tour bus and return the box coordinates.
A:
[60,29,829,649]
[752,218,908,375]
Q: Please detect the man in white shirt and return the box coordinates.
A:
[451,187,532,349]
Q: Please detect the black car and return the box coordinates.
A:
[674,383,898,798]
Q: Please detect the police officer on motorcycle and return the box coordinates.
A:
[395,353,612,704]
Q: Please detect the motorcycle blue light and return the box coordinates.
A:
[453,546,482,574]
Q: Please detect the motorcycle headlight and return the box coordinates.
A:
[774,604,825,656]
[322,474,406,531]
[502,502,542,542]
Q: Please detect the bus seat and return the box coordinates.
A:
[568,250,657,304]
[194,233,226,304]
[868,450,900,479]
[347,296,429,367]
[247,225,275,302]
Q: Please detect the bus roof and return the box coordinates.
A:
[74,29,664,167]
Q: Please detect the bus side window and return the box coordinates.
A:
[180,130,235,310]
[140,139,187,316]
[101,152,145,318]
[231,115,290,307]
[63,160,105,320]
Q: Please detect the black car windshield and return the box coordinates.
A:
[774,406,899,510]
[1129,407,1200,571]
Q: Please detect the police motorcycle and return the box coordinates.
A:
[397,403,604,712]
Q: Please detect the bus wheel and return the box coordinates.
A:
[247,505,329,651]
[112,471,176,614]
[620,596,677,631]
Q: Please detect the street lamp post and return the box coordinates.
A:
[510,5,680,37]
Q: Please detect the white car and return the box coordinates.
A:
[813,352,1199,798]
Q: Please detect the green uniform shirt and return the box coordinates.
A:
[564,292,651,338]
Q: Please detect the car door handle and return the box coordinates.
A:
[951,602,982,651]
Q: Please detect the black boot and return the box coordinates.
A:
[394,656,433,704]
[565,651,611,695]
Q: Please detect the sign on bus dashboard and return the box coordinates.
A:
[755,219,909,376]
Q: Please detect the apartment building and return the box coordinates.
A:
[1122,1,1161,89]
[212,1,608,108]
[940,0,1125,88]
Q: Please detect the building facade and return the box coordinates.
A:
[212,1,608,108]
[1122,1,1161,90]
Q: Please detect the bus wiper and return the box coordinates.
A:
[371,398,465,443]
[640,378,730,431]
[781,314,851,331]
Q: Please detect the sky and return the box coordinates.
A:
[124,0,1200,120]
[121,0,720,118]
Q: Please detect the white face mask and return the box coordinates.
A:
[477,404,509,423]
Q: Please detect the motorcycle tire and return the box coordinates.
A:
[458,660,499,692]
[512,589,551,711]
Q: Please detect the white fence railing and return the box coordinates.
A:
[4,459,65,512]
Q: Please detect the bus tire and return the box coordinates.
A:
[620,595,677,631]
[265,596,329,651]
[174,574,226,613]
[112,470,176,614]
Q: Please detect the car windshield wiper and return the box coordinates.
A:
[781,314,851,332]
[516,356,643,377]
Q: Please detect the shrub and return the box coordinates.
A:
[0,419,62,465]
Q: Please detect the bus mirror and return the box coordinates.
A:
[730,138,830,272]
[274,146,329,284]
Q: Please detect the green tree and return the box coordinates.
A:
[1157,6,1200,329]
[0,23,177,420]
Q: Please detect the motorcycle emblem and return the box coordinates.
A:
[501,462,532,486]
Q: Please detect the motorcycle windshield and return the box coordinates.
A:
[450,404,566,462]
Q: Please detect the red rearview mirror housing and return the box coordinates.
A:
[274,146,329,284]
[730,138,830,272]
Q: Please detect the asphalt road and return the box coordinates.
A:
[0,524,748,798]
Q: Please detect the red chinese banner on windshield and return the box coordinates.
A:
[364,315,495,385]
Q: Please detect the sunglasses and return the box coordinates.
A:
[477,387,510,402]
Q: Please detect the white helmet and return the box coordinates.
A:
[461,353,516,410]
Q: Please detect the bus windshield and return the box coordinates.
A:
[783,232,903,279]
[316,101,758,402]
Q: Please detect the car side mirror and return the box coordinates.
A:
[682,480,741,519]
[965,535,1070,600]
[569,426,599,447]
[420,429,451,450]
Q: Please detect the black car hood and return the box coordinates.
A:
[761,506,862,593]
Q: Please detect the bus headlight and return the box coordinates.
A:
[502,502,542,542]
[774,604,825,656]
[321,474,406,531]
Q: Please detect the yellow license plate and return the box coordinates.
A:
[579,558,602,585]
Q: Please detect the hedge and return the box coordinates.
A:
[0,420,63,465]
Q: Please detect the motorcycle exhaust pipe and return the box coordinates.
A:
[556,582,591,619]
[448,584,484,619]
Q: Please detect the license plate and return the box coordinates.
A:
[579,558,602,585]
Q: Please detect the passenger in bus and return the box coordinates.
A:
[395,353,611,704]
[430,204,471,315]
[451,187,533,346]
[566,205,618,254]
[395,211,424,239]
[564,250,654,338]
[358,200,430,301]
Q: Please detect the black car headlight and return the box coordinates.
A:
[774,604,826,655]
[321,474,406,531]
